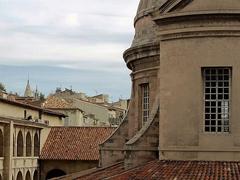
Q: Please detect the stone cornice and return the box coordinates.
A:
[0,115,47,128]
[154,10,240,40]
[155,10,240,22]
[123,42,160,70]
[160,146,240,152]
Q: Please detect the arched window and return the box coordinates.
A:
[16,171,23,180]
[13,135,15,156]
[46,169,66,180]
[17,131,24,157]
[0,129,3,157]
[34,133,39,156]
[25,171,31,180]
[26,132,32,157]
[33,170,38,180]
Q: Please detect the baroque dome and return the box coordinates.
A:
[131,0,166,47]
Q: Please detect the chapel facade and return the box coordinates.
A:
[100,0,240,168]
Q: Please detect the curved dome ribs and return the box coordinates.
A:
[159,0,193,13]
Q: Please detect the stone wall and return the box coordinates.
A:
[40,160,98,180]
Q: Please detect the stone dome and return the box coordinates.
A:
[131,0,166,47]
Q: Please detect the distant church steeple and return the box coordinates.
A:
[24,78,33,97]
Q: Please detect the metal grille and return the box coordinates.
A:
[203,68,231,133]
[142,84,149,124]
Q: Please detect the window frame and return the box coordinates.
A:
[202,67,232,134]
[141,83,150,125]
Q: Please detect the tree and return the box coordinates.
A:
[55,87,62,93]
[39,93,45,101]
[0,83,6,92]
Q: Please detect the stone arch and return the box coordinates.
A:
[33,170,38,180]
[25,171,31,180]
[34,133,39,156]
[16,171,23,180]
[17,131,24,157]
[26,132,32,157]
[0,129,3,157]
[46,169,66,180]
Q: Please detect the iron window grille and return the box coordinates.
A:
[203,67,231,133]
[142,84,150,124]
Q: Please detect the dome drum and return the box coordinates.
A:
[154,11,240,41]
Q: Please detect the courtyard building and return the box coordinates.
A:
[0,97,65,180]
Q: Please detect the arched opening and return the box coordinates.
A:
[25,171,31,180]
[13,135,15,156]
[17,131,24,157]
[0,129,3,157]
[33,170,38,180]
[46,169,66,180]
[16,171,23,180]
[26,132,32,156]
[0,174,2,180]
[34,133,39,156]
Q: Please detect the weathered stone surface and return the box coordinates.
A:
[101,0,240,169]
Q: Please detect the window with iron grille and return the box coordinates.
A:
[142,84,149,124]
[203,68,231,133]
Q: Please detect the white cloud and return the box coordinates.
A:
[64,13,80,27]
[0,0,138,98]
[0,0,139,69]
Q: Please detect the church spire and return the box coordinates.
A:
[24,78,33,97]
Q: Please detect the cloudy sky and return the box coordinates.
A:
[0,0,139,100]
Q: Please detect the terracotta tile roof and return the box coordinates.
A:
[43,96,73,109]
[40,127,115,161]
[70,160,240,180]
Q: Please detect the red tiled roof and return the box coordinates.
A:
[44,96,73,109]
[71,160,240,180]
[40,127,115,161]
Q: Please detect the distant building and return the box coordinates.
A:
[0,90,7,99]
[43,96,86,126]
[24,79,33,98]
[45,90,128,127]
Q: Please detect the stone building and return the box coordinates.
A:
[39,127,115,179]
[44,95,127,127]
[0,97,66,180]
[98,0,240,170]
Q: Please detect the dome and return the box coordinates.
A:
[131,0,166,47]
[137,0,161,15]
